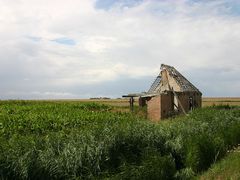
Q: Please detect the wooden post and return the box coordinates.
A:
[130,97,134,111]
[139,97,146,107]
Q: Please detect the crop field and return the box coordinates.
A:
[0,100,239,179]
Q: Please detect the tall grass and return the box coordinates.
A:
[0,101,239,179]
[198,148,240,179]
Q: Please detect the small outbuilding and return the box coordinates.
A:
[123,64,202,121]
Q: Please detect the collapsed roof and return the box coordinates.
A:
[123,64,201,98]
[148,64,201,94]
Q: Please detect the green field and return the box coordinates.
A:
[0,101,239,179]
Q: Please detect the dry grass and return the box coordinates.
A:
[36,97,240,108]
[202,97,240,107]
[83,97,240,107]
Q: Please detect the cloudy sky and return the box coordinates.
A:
[0,0,240,99]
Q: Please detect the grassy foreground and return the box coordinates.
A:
[0,101,239,179]
[198,148,240,180]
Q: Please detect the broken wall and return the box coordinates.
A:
[177,92,202,113]
[147,92,202,121]
[147,93,174,122]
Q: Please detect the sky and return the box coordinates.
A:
[0,0,240,99]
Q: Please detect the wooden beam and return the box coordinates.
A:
[164,69,187,115]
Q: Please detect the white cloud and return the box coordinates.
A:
[0,0,240,98]
[4,91,77,100]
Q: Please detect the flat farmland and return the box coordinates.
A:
[67,97,240,108]
[202,97,240,107]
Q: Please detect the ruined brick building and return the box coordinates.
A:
[123,64,202,121]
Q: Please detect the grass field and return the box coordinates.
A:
[198,147,240,180]
[0,100,239,179]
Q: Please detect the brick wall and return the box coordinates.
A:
[177,92,202,113]
[147,96,161,122]
[147,92,202,121]
[160,93,174,119]
[195,94,202,108]
[177,93,189,113]
[147,93,174,122]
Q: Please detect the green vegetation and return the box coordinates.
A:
[0,101,239,179]
[198,149,240,180]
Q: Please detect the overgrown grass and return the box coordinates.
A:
[0,101,239,179]
[198,148,240,180]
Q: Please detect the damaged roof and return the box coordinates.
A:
[148,64,201,94]
[123,64,201,98]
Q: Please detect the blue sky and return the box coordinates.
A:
[96,0,240,15]
[51,38,76,46]
[95,0,143,9]
[0,0,240,99]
